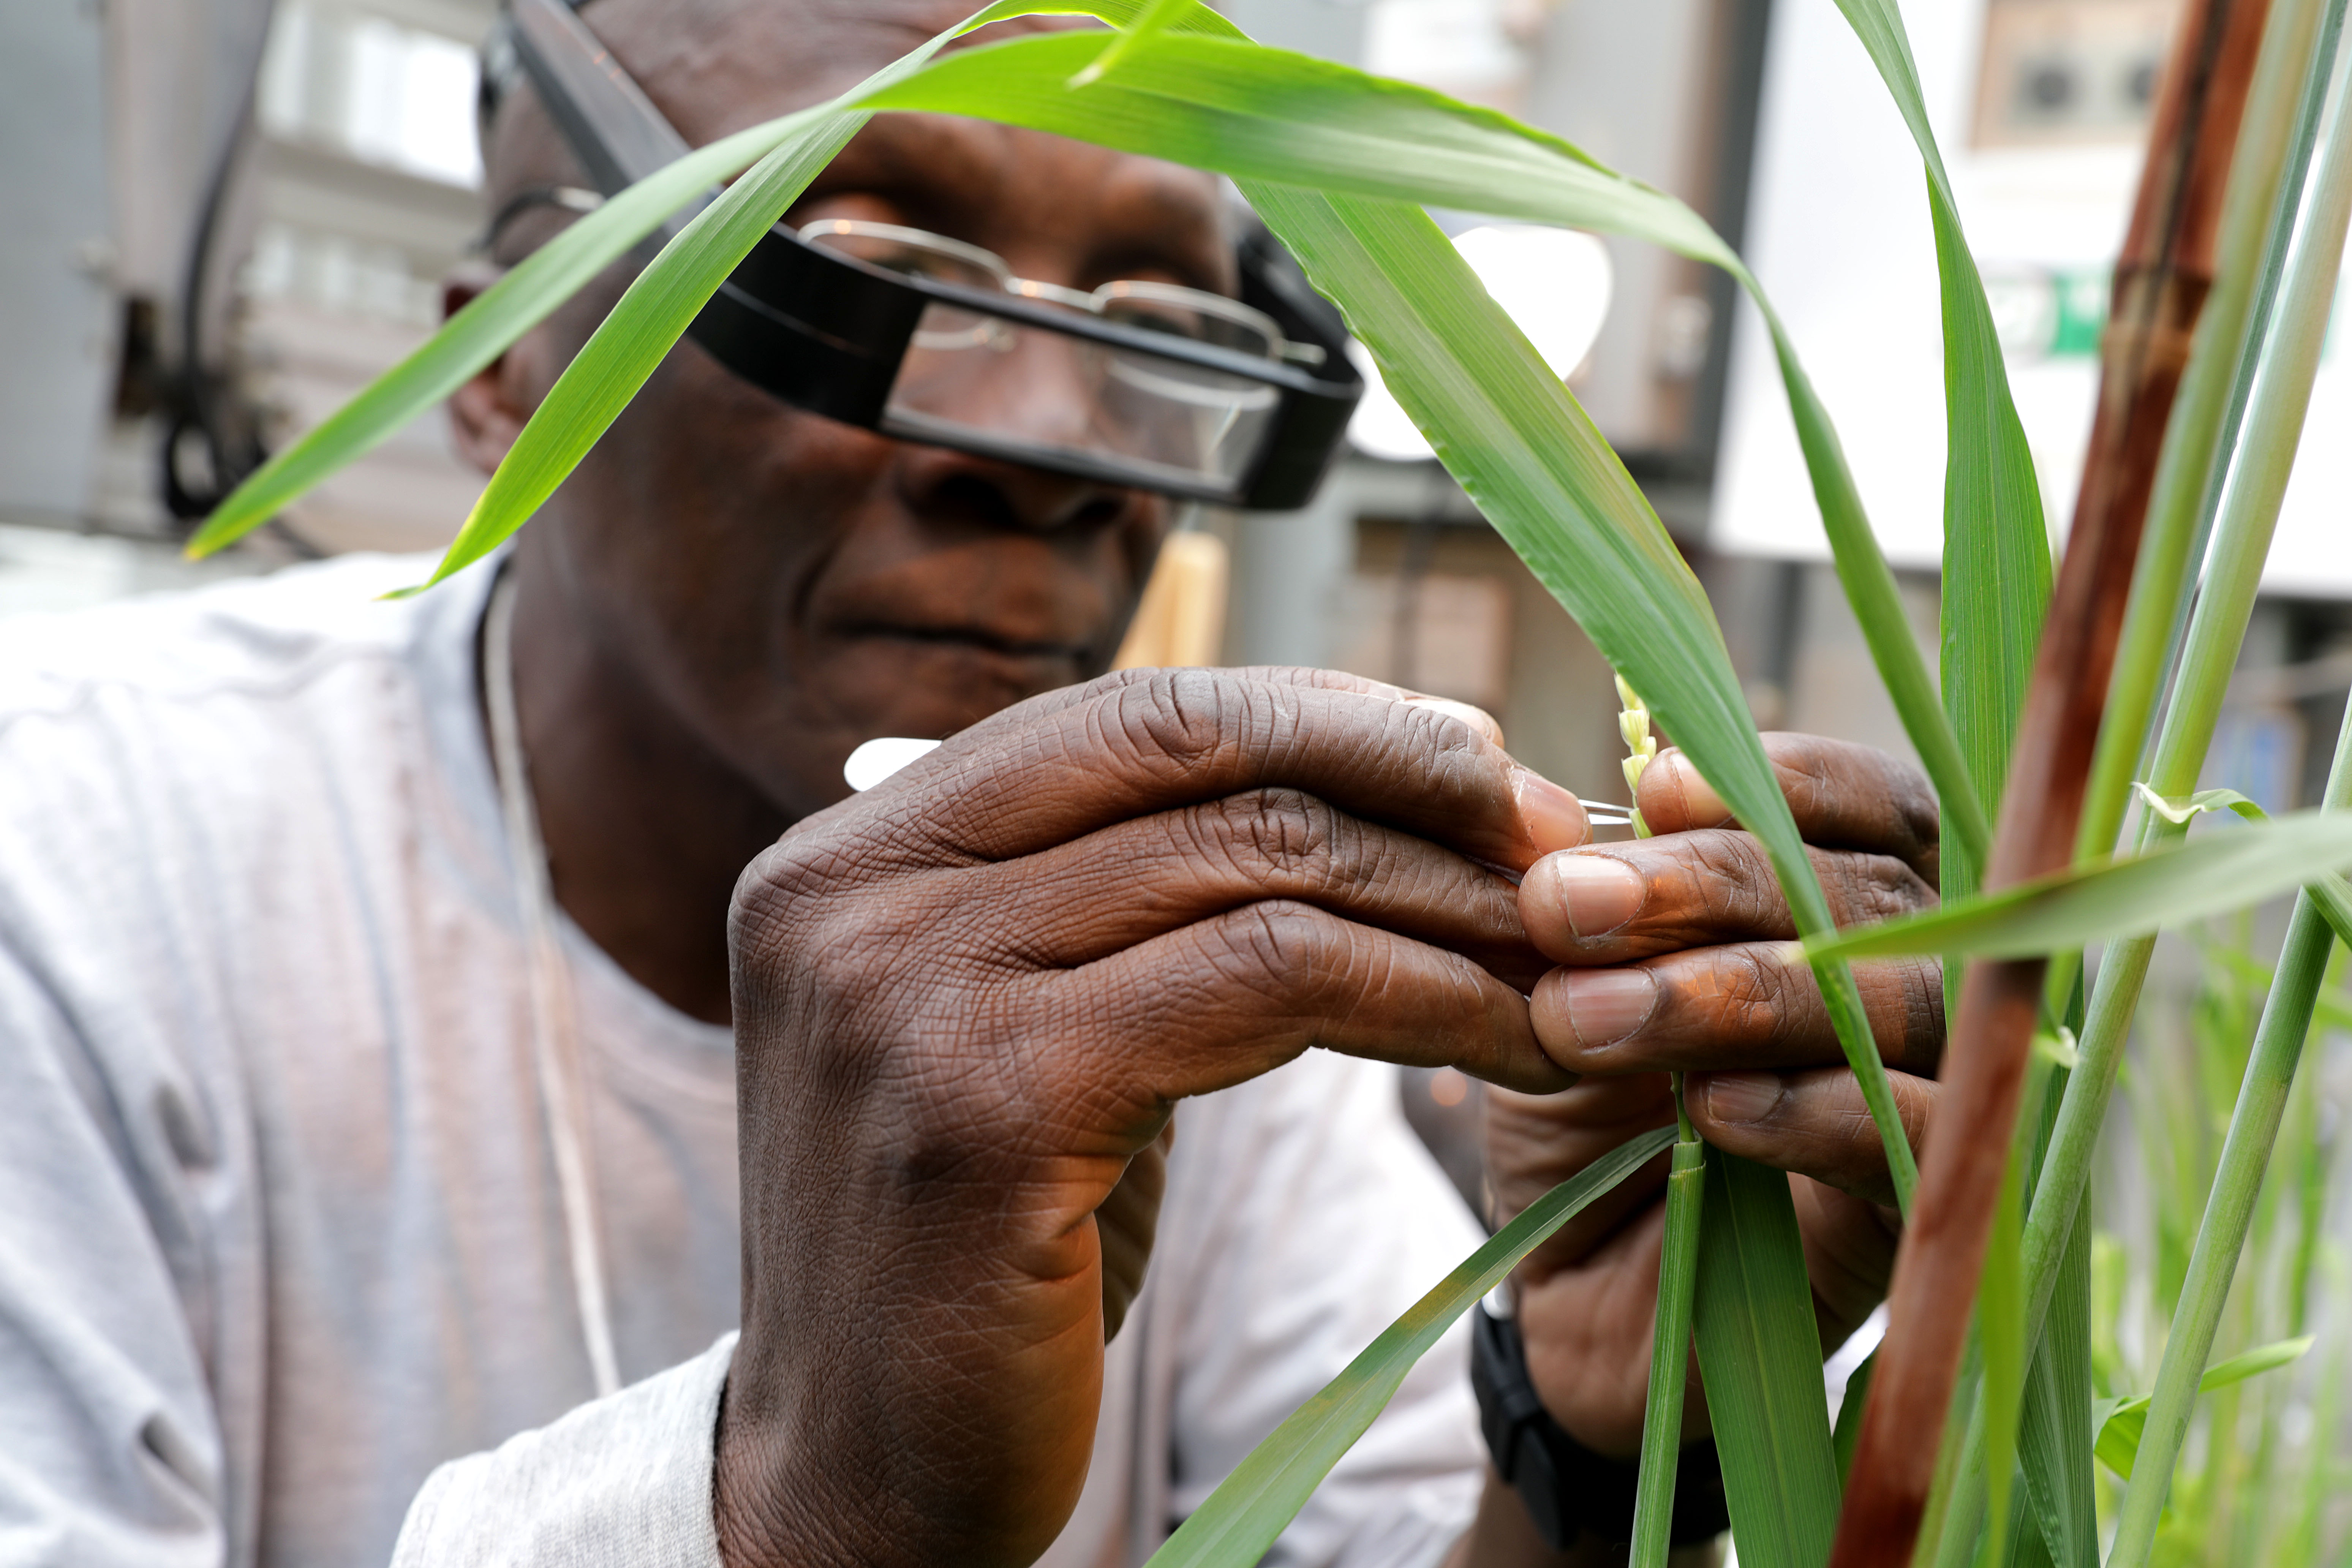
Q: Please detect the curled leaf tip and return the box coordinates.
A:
[2032,1024,2080,1070]
[2131,780,2267,825]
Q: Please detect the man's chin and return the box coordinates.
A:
[836,632,1097,736]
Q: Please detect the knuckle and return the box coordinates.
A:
[1684,830,1786,931]
[1897,955,1946,1070]
[730,831,844,955]
[1212,788,1345,885]
[1196,900,1342,1007]
[1821,851,1937,926]
[1703,946,1796,1041]
[1111,668,1258,780]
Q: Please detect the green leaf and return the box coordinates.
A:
[280,1,1192,586]
[2014,1180,2096,1566]
[1821,0,2050,895]
[2124,784,2352,952]
[180,107,836,557]
[1832,1349,1876,1487]
[1799,808,2352,963]
[1140,1124,1679,1568]
[408,108,870,590]
[1977,1125,2028,1568]
[1068,0,1195,85]
[398,0,1144,590]
[1630,1136,1708,1568]
[866,18,1989,877]
[1691,1148,1841,1568]
[2094,1336,2314,1479]
[2131,783,2268,825]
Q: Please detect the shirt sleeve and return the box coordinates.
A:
[390,1336,734,1568]
[1161,1054,1489,1568]
[0,941,229,1568]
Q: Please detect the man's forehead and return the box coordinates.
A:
[488,0,1214,233]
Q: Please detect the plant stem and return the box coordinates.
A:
[2023,0,2350,1367]
[2106,894,2338,1563]
[1920,0,2350,1540]
[2107,578,2352,1568]
[1630,1080,1706,1568]
[1829,1,2282,1553]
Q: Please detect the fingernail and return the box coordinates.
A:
[1513,768,1590,855]
[1659,753,1730,826]
[1556,854,1644,938]
[1562,969,1658,1048]
[1704,1072,1784,1125]
[1405,695,1505,748]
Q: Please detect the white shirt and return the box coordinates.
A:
[0,552,1486,1567]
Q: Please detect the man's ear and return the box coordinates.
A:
[443,259,537,477]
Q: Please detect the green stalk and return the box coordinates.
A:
[2073,0,2327,868]
[1922,0,2349,1545]
[2107,590,2352,1568]
[2105,895,2338,1562]
[2020,0,2351,1369]
[1628,1080,1706,1568]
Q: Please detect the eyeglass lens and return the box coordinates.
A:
[805,221,1286,497]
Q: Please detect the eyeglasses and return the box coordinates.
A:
[497,0,1362,509]
[799,219,1328,368]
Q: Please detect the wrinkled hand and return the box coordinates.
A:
[714,668,1587,1568]
[1491,734,1944,1457]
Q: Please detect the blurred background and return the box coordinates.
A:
[6,0,2352,1545]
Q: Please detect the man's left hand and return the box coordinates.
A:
[1491,733,1944,1457]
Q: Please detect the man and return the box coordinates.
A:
[0,1,1945,1563]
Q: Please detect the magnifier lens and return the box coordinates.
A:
[884,305,1282,497]
[1096,283,1278,360]
[803,224,1010,349]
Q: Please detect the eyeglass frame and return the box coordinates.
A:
[797,218,1323,367]
[499,0,1363,509]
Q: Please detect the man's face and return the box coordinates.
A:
[467,0,1233,820]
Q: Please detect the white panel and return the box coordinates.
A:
[0,3,117,520]
[1713,0,2352,596]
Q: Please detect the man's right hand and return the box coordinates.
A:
[711,667,1588,1568]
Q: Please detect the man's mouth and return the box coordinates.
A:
[844,621,1091,665]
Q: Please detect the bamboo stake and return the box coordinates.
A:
[1828,1,2275,1558]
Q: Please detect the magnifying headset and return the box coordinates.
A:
[488,0,1364,509]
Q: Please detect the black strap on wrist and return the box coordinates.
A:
[1469,1304,1731,1549]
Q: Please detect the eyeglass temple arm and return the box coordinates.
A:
[506,0,707,238]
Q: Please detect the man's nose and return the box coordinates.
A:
[886,324,1151,534]
[891,433,1146,537]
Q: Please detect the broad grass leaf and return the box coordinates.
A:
[2014,1193,2095,1566]
[1140,1125,1679,1568]
[1831,1349,1875,1486]
[1799,808,2352,963]
[180,107,835,557]
[1691,1148,1841,1568]
[2131,783,2268,825]
[204,0,1196,580]
[2094,1335,2314,1479]
[1821,0,2050,896]
[1630,1137,1709,1568]
[1979,1134,2027,1568]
